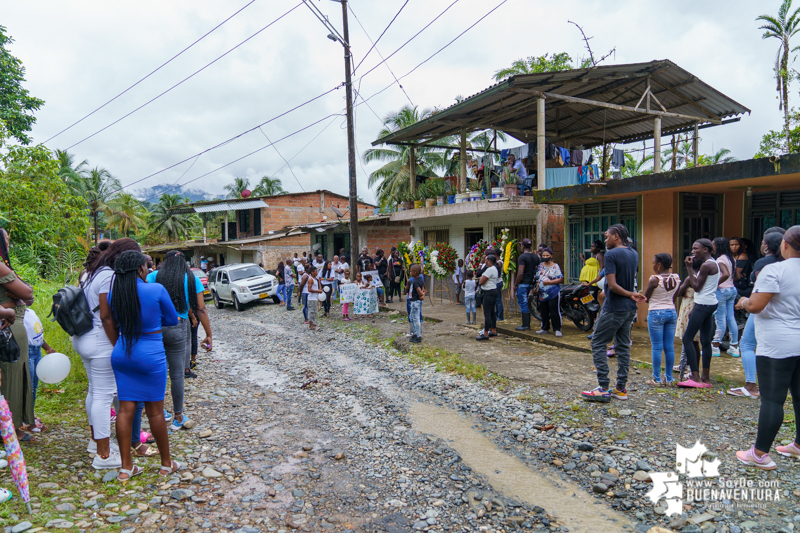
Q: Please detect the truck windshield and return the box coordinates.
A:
[229,265,265,281]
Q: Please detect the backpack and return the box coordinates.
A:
[49,279,98,337]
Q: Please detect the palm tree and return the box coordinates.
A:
[363,105,444,207]
[55,149,88,194]
[69,166,121,244]
[150,194,196,241]
[106,193,147,236]
[620,153,654,178]
[698,148,737,166]
[224,177,250,199]
[252,176,285,196]
[493,52,576,81]
[757,0,800,153]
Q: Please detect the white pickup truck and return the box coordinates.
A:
[207,263,279,311]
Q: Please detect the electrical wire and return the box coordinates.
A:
[257,126,305,192]
[64,2,303,151]
[351,1,407,74]
[348,4,413,107]
[44,0,258,144]
[100,83,343,200]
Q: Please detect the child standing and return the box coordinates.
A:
[341,269,353,320]
[409,264,425,344]
[23,308,55,429]
[306,266,322,330]
[463,270,477,324]
[454,259,465,305]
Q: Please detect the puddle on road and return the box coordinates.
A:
[409,402,632,533]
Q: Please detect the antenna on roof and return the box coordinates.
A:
[331,205,349,221]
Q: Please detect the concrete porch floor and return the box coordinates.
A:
[381,296,747,385]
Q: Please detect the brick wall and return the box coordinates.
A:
[361,221,411,254]
[260,192,373,234]
[537,205,565,267]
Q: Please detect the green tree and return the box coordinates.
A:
[55,149,89,194]
[363,105,443,208]
[620,153,654,178]
[755,111,800,156]
[106,193,148,236]
[0,125,88,260]
[493,52,582,81]
[69,166,121,244]
[252,176,285,196]
[150,194,196,241]
[224,177,251,199]
[757,0,800,153]
[698,148,737,166]
[0,26,45,145]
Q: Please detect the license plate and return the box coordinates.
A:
[580,295,594,304]
[259,293,269,299]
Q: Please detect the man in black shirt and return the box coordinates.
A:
[356,247,373,274]
[515,238,541,331]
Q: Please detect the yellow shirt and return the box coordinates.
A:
[580,257,600,285]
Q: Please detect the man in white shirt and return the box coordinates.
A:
[312,253,325,270]
[331,255,342,301]
[507,153,528,184]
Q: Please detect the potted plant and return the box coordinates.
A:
[427,178,446,206]
[502,163,520,197]
[468,179,483,201]
[413,185,424,209]
[422,182,436,208]
[396,192,406,212]
[403,190,415,211]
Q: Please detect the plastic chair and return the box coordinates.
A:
[518,176,534,196]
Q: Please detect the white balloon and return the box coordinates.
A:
[37,352,71,384]
[317,292,327,302]
[323,286,331,293]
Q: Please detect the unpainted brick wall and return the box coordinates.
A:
[260,192,373,234]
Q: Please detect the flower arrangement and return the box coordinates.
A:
[467,240,490,272]
[397,241,412,267]
[495,228,518,286]
[429,242,457,279]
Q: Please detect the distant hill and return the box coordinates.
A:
[134,184,224,204]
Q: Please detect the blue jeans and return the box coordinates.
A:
[331,280,339,301]
[132,401,144,446]
[285,285,295,309]
[28,345,42,410]
[302,293,309,320]
[277,284,285,302]
[516,284,532,313]
[714,287,738,345]
[647,309,677,383]
[410,300,423,338]
[465,296,476,313]
[406,298,422,332]
[739,313,757,383]
[495,288,504,320]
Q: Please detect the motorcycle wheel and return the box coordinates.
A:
[531,300,542,322]
[571,304,594,331]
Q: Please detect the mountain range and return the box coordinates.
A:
[134,184,224,205]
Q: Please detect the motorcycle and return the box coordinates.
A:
[531,283,600,331]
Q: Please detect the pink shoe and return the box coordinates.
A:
[736,446,777,470]
[777,441,800,459]
[110,407,117,422]
[677,379,708,388]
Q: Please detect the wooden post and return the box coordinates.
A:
[537,97,545,190]
[409,145,417,196]
[671,135,677,171]
[459,129,467,193]
[203,213,207,244]
[693,123,699,167]
[602,144,608,180]
[653,117,662,174]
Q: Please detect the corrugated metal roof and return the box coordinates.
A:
[191,199,268,213]
[373,60,749,149]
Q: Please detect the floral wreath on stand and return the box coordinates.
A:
[495,228,518,287]
[467,240,490,272]
[397,241,412,270]
[429,242,457,279]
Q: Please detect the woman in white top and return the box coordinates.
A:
[305,265,322,330]
[735,226,800,470]
[678,239,719,388]
[475,255,500,341]
[712,237,739,357]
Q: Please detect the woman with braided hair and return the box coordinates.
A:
[104,250,180,481]
[146,250,209,431]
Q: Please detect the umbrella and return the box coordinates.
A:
[0,396,31,513]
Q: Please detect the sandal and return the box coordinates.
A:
[159,460,183,477]
[118,465,143,484]
[132,443,158,457]
[141,431,155,444]
[645,379,662,386]
[727,387,760,398]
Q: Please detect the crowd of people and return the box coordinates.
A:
[0,228,213,481]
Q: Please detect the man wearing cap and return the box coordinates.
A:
[515,238,540,331]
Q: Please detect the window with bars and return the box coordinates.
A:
[749,190,800,252]
[567,198,638,281]
[238,210,250,234]
[423,227,450,248]
[487,220,537,244]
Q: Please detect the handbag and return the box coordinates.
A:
[0,327,21,364]
[475,286,483,308]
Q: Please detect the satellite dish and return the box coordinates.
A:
[331,205,349,221]
[241,190,252,198]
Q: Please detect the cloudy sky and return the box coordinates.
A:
[4,0,781,203]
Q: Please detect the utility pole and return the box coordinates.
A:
[341,0,359,281]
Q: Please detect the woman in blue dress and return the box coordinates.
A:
[102,251,181,482]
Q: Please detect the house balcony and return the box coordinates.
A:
[388,195,539,222]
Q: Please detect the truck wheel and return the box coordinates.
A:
[233,293,245,312]
[213,292,224,310]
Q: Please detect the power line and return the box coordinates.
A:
[101,83,343,200]
[44,0,258,144]
[348,4,413,107]
[351,1,407,74]
[65,2,303,151]
[257,126,305,192]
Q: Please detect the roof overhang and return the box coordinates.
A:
[170,199,268,215]
[373,60,749,149]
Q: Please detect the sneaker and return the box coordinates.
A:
[410,336,421,344]
[535,329,550,335]
[184,370,198,379]
[777,441,800,459]
[0,488,12,503]
[169,417,185,431]
[735,446,777,470]
[611,387,628,400]
[581,387,611,403]
[0,459,8,469]
[555,331,563,338]
[92,451,122,470]
[164,409,173,422]
[711,345,721,357]
[110,407,117,423]
[87,440,120,454]
[727,345,740,357]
